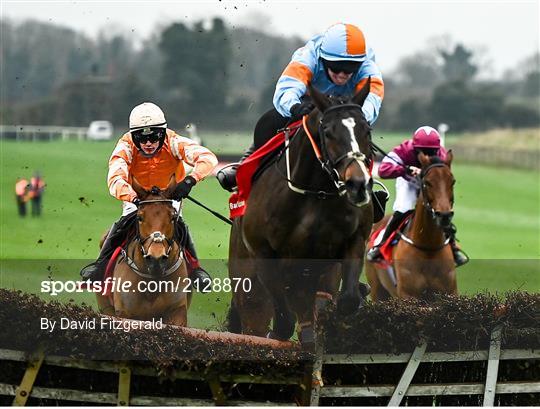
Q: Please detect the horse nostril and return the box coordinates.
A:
[160,255,169,261]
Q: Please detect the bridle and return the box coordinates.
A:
[419,162,454,222]
[280,103,373,207]
[397,162,454,251]
[121,198,183,279]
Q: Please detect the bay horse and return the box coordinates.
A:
[228,81,374,345]
[96,177,191,326]
[365,153,457,301]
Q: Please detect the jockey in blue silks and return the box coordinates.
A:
[218,22,385,191]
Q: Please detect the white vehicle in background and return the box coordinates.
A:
[87,120,113,141]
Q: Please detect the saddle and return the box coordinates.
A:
[229,121,302,219]
[368,215,412,267]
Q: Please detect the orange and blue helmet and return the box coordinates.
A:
[320,23,367,63]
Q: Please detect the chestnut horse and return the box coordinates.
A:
[228,82,374,345]
[366,153,457,301]
[96,178,191,325]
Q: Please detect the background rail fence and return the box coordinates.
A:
[450,145,540,170]
[0,125,88,142]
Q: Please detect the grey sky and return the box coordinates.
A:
[2,0,539,77]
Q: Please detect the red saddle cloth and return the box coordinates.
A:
[229,121,302,219]
[368,216,412,268]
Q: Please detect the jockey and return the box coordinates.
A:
[217,22,384,191]
[366,126,469,266]
[80,102,218,289]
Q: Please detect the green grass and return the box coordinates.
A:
[1,138,538,329]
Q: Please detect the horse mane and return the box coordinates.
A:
[429,156,444,165]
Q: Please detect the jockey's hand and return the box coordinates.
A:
[133,198,141,207]
[406,166,421,177]
[173,176,197,200]
[290,101,314,117]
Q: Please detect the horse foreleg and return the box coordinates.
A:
[96,293,115,315]
[365,262,389,302]
[164,304,187,327]
[337,258,363,314]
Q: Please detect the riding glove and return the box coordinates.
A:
[173,176,196,200]
[290,101,314,117]
[132,198,141,206]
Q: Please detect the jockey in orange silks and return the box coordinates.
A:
[80,102,218,289]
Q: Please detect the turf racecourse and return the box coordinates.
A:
[1,138,538,330]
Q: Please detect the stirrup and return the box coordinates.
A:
[190,267,212,292]
[80,261,106,282]
[366,246,383,262]
[453,249,470,267]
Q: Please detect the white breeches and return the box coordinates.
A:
[392,177,419,213]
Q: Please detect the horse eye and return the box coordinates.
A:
[137,215,143,222]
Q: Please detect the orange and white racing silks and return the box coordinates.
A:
[107,129,218,202]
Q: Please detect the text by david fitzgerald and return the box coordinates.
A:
[40,317,163,333]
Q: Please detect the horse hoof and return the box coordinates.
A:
[337,293,362,315]
[266,331,289,341]
[359,282,371,297]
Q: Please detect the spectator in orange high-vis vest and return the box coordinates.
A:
[15,177,30,217]
[29,171,46,217]
[80,102,218,290]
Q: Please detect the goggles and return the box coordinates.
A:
[415,147,439,157]
[132,127,166,144]
[323,59,362,74]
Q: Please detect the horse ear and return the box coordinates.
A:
[131,177,148,200]
[163,174,177,199]
[418,152,431,168]
[308,83,331,113]
[352,76,371,106]
[445,149,453,167]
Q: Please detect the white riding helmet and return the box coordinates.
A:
[129,102,167,131]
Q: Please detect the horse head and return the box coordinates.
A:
[418,151,455,231]
[308,79,373,207]
[132,175,178,276]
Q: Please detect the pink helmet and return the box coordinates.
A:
[412,126,441,148]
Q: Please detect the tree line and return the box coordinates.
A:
[1,18,539,133]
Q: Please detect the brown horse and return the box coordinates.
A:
[366,153,457,301]
[96,177,191,325]
[228,82,374,345]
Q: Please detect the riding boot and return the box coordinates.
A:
[178,220,212,292]
[445,223,469,267]
[80,213,136,281]
[217,143,256,192]
[366,211,408,262]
